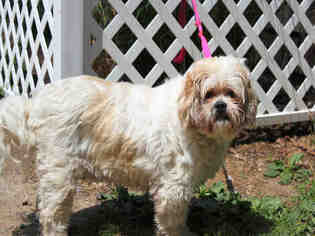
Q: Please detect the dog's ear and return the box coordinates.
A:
[178,71,195,128]
[179,59,214,128]
[243,78,258,128]
[236,59,257,128]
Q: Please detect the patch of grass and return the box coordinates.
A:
[264,153,312,185]
[264,180,315,236]
[194,180,314,236]
[98,179,314,236]
[189,182,272,235]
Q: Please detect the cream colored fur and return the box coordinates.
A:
[0,56,257,236]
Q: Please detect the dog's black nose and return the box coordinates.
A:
[214,100,227,113]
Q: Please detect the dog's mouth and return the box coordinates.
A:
[215,112,230,122]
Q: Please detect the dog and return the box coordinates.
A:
[0,56,257,236]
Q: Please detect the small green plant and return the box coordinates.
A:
[198,181,242,204]
[98,185,137,202]
[249,195,283,220]
[98,179,315,236]
[264,153,312,185]
[264,160,285,178]
[270,180,315,235]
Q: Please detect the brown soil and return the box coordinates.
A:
[0,124,314,236]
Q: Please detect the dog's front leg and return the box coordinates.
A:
[153,187,197,236]
[37,150,76,236]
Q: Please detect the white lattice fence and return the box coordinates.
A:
[102,0,315,125]
[0,0,54,95]
[0,0,102,96]
[0,0,314,126]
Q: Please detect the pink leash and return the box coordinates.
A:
[191,0,211,58]
[173,0,211,64]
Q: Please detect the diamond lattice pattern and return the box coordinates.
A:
[103,0,315,116]
[0,0,54,96]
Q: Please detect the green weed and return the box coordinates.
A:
[98,173,314,236]
[264,153,312,185]
[268,180,315,236]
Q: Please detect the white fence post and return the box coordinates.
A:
[54,0,83,79]
[54,0,101,79]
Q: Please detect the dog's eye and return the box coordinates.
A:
[226,90,236,98]
[205,91,214,100]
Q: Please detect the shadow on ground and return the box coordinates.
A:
[12,193,272,236]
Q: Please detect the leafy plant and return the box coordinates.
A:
[264,160,285,178]
[270,180,315,235]
[249,195,283,220]
[98,180,315,236]
[198,181,242,204]
[288,153,304,168]
[97,185,137,202]
[264,153,312,185]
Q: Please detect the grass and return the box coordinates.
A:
[263,153,312,185]
[269,181,315,236]
[10,146,313,236]
[97,177,315,236]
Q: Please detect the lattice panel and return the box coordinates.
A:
[0,0,54,96]
[103,0,315,119]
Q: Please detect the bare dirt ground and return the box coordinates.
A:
[0,122,314,236]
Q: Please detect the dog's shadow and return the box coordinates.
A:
[12,193,273,236]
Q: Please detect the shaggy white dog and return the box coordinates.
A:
[0,56,256,236]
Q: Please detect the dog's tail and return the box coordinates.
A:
[0,94,32,175]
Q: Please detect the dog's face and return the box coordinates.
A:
[178,56,257,139]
